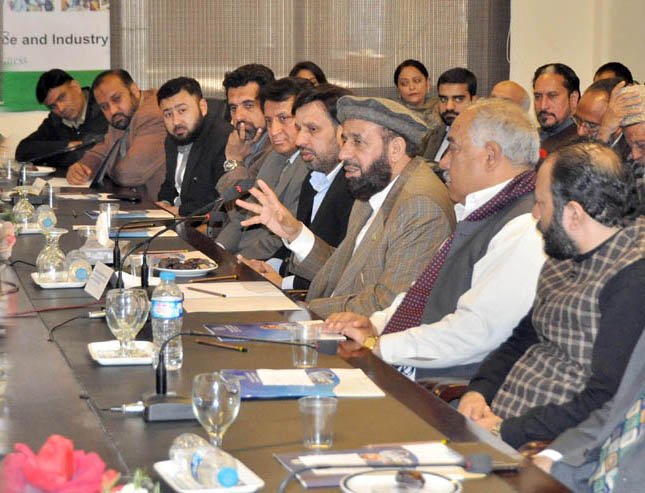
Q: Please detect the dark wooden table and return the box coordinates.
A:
[0,189,570,492]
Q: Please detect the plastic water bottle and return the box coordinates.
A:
[169,433,239,488]
[151,271,184,370]
[36,205,57,231]
[64,250,92,282]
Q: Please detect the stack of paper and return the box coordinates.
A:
[179,281,299,312]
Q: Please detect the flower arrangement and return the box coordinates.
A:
[1,435,159,493]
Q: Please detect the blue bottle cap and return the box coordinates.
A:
[217,466,238,487]
[159,271,176,281]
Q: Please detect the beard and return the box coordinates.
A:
[345,151,393,201]
[537,111,560,131]
[171,114,204,145]
[110,112,132,130]
[539,212,577,260]
[440,110,458,126]
[236,121,259,141]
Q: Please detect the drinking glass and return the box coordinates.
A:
[105,288,146,357]
[126,288,150,355]
[192,372,241,447]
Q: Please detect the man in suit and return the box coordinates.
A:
[533,63,580,155]
[16,69,108,167]
[458,142,645,449]
[215,64,275,195]
[533,330,645,492]
[216,77,312,259]
[65,69,167,201]
[326,98,546,379]
[156,77,232,216]
[237,95,455,318]
[238,84,355,290]
[422,68,478,166]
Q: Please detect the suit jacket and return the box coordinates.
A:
[540,120,578,155]
[283,169,354,289]
[214,132,273,196]
[550,329,645,492]
[79,89,167,201]
[157,102,233,216]
[420,113,447,164]
[216,151,310,259]
[16,88,109,168]
[293,156,455,318]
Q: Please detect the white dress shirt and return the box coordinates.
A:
[374,180,547,368]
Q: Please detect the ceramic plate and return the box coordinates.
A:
[31,272,85,289]
[87,340,154,366]
[155,263,218,278]
[26,166,56,177]
[154,459,264,492]
[340,469,462,493]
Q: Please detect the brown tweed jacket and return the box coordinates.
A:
[79,89,167,201]
[292,156,455,318]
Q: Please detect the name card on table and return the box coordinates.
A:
[84,262,114,299]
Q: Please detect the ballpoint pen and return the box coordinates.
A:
[186,286,227,297]
[196,338,248,352]
[188,274,238,283]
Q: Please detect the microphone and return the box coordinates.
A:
[143,330,333,422]
[276,454,506,493]
[19,135,104,166]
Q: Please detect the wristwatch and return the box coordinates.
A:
[363,335,379,351]
[223,159,241,173]
[490,420,503,437]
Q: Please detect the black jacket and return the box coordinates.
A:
[157,102,232,216]
[15,88,108,168]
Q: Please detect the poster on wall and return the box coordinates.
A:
[2,0,110,111]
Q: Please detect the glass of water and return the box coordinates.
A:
[192,372,241,447]
[105,288,147,357]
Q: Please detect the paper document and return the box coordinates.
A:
[180,281,299,312]
[47,177,90,188]
[223,368,385,399]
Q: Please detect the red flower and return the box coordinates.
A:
[1,435,119,493]
[539,148,548,160]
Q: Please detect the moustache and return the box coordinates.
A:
[538,111,556,120]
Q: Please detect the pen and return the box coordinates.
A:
[188,274,238,283]
[72,209,77,218]
[107,401,144,413]
[146,249,189,255]
[196,338,247,352]
[186,286,227,297]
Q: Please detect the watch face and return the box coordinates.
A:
[223,160,239,172]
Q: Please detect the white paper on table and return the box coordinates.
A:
[331,369,386,397]
[120,271,161,289]
[47,177,90,188]
[257,369,314,386]
[95,211,110,246]
[180,281,300,312]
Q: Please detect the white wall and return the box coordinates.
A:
[510,0,645,95]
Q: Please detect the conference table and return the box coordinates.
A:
[0,181,570,492]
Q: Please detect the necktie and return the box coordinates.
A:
[382,169,536,335]
[589,390,645,492]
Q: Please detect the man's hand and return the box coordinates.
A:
[66,163,92,184]
[236,254,283,286]
[325,312,375,345]
[225,123,263,162]
[155,201,178,216]
[236,179,303,242]
[457,391,490,421]
[598,81,642,142]
[532,455,555,474]
[472,413,503,433]
[67,140,82,149]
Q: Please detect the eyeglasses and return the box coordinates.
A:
[572,115,601,133]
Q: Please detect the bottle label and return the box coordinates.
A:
[151,299,183,319]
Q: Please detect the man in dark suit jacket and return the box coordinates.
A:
[535,329,645,493]
[156,77,232,216]
[16,69,108,167]
[280,166,354,289]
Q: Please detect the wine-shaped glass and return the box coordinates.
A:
[192,372,241,447]
[105,288,146,357]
